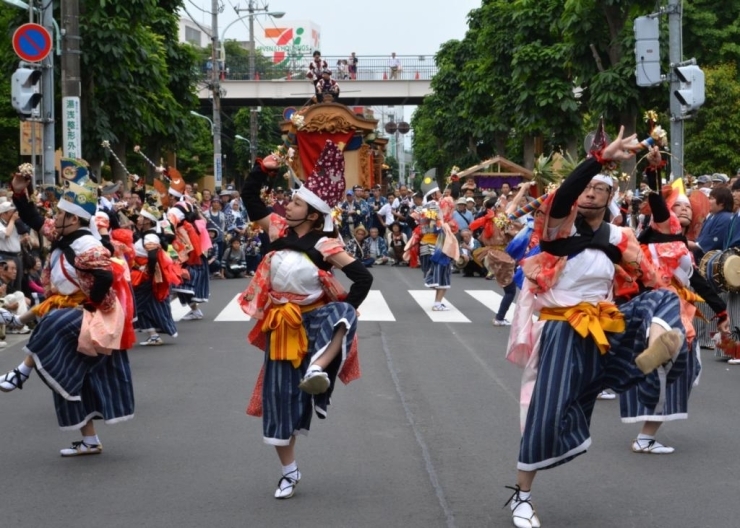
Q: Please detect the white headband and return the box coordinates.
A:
[592,174,614,188]
[675,194,690,205]
[293,186,334,232]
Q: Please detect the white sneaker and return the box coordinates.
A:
[632,438,674,454]
[597,390,616,400]
[298,369,330,395]
[60,440,103,457]
[8,325,30,334]
[0,341,6,349]
[492,318,511,326]
[728,358,740,365]
[432,303,450,311]
[140,335,163,346]
[274,469,301,499]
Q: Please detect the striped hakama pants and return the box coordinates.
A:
[261,302,357,446]
[177,255,210,305]
[620,339,700,423]
[518,289,686,471]
[134,280,178,337]
[24,308,135,430]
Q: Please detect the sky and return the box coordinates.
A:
[182,0,482,56]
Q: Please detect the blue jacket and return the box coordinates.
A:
[695,210,733,261]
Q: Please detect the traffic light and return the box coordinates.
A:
[11,67,42,119]
[674,65,705,114]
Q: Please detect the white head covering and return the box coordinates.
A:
[592,174,614,188]
[293,186,334,232]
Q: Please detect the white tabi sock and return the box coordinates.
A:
[282,461,298,476]
[83,435,100,446]
[17,362,32,378]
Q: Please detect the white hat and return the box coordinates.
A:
[0,202,16,214]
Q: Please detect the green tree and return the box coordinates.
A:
[80,0,201,180]
[684,63,740,176]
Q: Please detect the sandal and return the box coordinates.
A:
[0,369,30,393]
[631,438,674,454]
[504,485,541,528]
[274,470,301,499]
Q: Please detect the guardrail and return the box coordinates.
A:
[202,54,438,82]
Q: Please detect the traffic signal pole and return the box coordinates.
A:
[668,0,684,178]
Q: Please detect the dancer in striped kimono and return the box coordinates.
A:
[0,162,135,457]
[133,203,180,346]
[618,147,727,453]
[240,146,372,500]
[504,129,688,528]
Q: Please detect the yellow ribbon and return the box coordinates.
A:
[261,300,324,368]
[539,302,626,355]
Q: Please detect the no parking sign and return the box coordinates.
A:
[12,23,52,63]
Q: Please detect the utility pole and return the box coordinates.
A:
[61,0,82,162]
[40,0,54,184]
[248,0,258,168]
[667,0,683,178]
[211,0,223,189]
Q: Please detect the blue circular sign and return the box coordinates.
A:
[283,107,297,121]
[13,23,52,63]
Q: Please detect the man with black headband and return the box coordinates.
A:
[504,128,689,528]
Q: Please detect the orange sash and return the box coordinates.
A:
[539,302,626,355]
[261,300,325,368]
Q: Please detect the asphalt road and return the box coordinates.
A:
[0,265,738,527]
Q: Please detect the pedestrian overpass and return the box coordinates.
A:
[200,78,432,108]
[197,54,435,107]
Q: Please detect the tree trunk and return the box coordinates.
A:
[523,135,535,170]
[111,140,128,184]
[494,133,507,158]
[619,110,638,189]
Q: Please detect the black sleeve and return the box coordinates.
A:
[690,269,727,320]
[644,166,661,192]
[241,167,270,222]
[648,192,670,224]
[11,193,45,232]
[549,157,603,219]
[146,249,158,276]
[340,259,373,309]
[100,234,115,256]
[87,268,114,305]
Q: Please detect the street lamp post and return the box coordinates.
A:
[190,111,214,135]
[234,1,285,168]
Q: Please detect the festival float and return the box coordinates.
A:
[277,102,388,192]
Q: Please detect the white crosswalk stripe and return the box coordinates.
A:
[214,294,251,322]
[358,290,396,322]
[464,290,515,321]
[179,289,519,324]
[408,290,471,323]
[170,300,193,322]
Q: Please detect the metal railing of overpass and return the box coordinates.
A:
[202,54,438,82]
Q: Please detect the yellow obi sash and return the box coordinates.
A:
[30,291,87,318]
[539,302,626,355]
[261,300,325,368]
